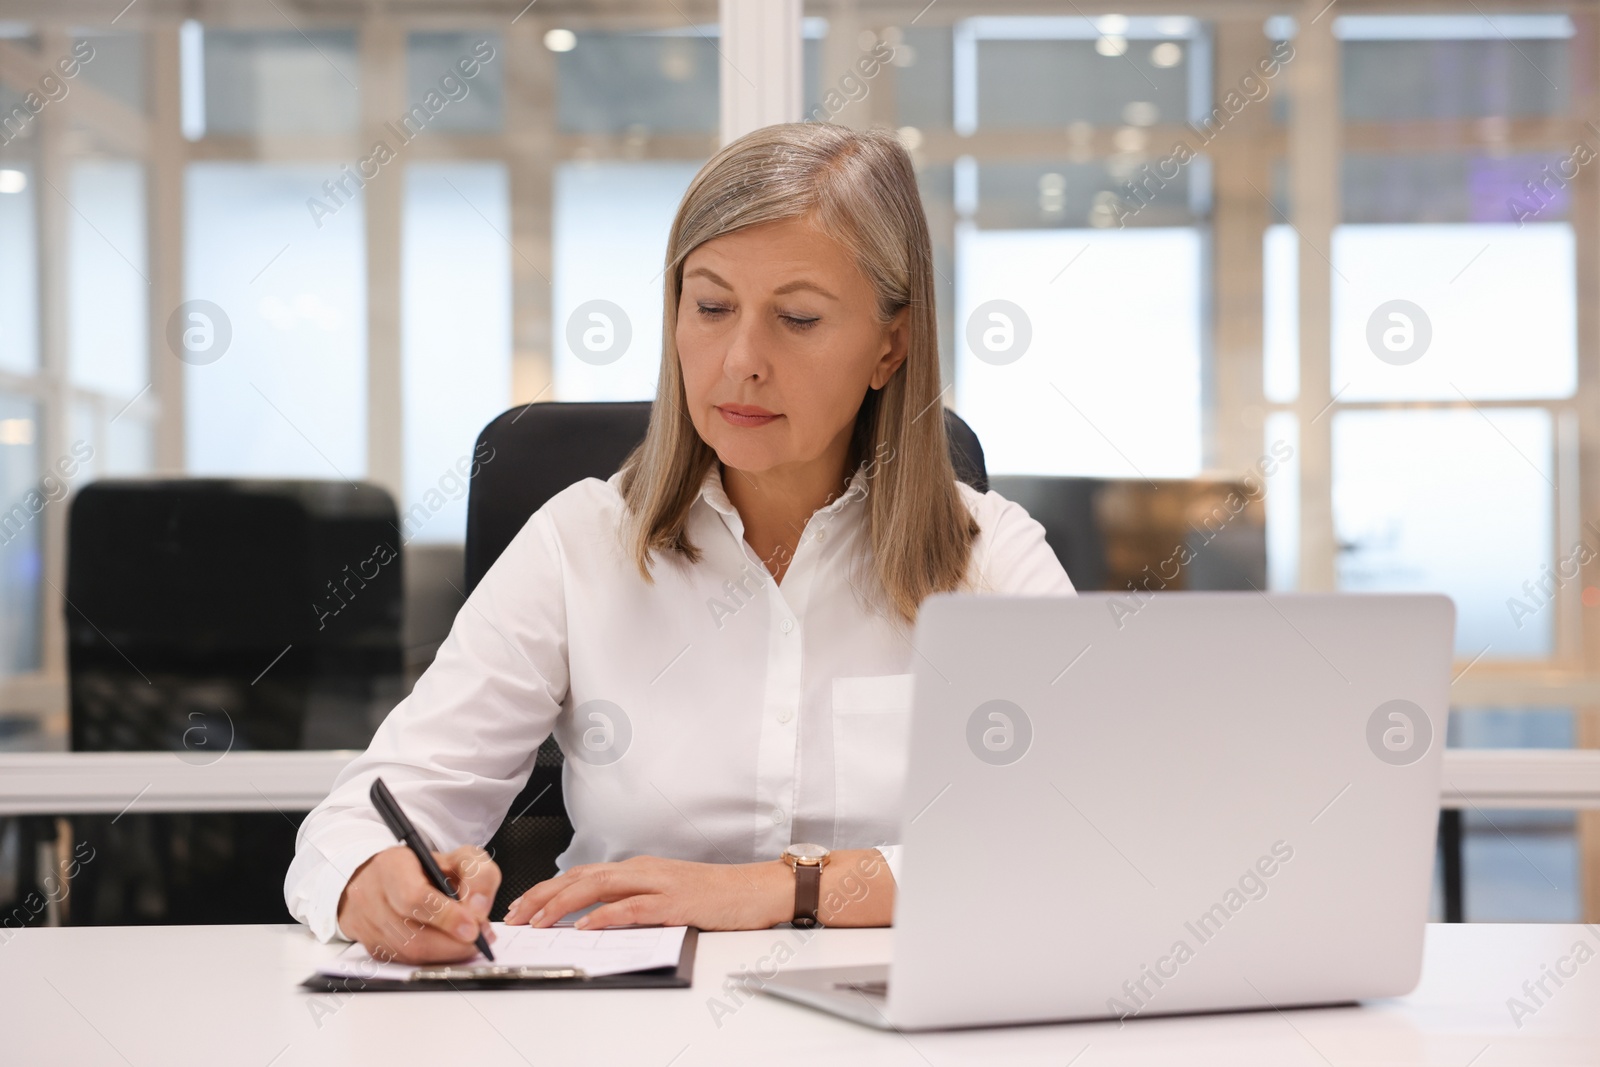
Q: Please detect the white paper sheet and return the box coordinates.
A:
[316,923,688,982]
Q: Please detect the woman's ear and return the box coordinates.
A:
[869,305,912,390]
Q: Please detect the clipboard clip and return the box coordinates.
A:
[408,964,589,982]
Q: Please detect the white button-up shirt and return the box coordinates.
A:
[284,458,1076,942]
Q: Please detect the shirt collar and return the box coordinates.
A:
[697,459,871,521]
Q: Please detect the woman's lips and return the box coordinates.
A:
[717,406,780,428]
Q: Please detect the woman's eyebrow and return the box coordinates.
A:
[683,266,732,289]
[683,266,838,302]
[771,279,838,300]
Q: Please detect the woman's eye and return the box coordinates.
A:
[694,304,815,331]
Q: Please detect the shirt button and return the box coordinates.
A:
[777,708,793,723]
[781,618,794,634]
[770,808,784,825]
[816,528,827,543]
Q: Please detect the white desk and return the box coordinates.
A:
[1,922,1595,1065]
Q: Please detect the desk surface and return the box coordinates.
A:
[2,922,1597,1066]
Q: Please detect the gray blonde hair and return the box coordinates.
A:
[618,121,977,624]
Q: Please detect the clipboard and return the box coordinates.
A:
[299,927,698,992]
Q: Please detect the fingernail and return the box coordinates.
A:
[456,921,476,940]
[530,908,544,925]
[469,892,489,913]
[575,916,589,929]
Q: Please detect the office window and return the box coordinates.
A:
[1243,10,1597,924]
[889,25,953,131]
[1264,14,1583,679]
[1339,15,1572,121]
[556,27,719,135]
[975,158,1207,230]
[1343,151,1573,225]
[184,164,367,479]
[195,28,360,137]
[543,19,718,402]
[1264,412,1299,592]
[1263,225,1296,404]
[401,162,511,544]
[968,16,1204,130]
[552,161,702,402]
[66,161,147,402]
[405,32,504,134]
[74,31,145,112]
[0,394,41,676]
[0,161,37,376]
[802,10,1212,478]
[1332,408,1553,658]
[102,410,153,477]
[956,226,1203,477]
[1330,224,1575,402]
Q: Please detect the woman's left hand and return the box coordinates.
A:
[504,855,791,930]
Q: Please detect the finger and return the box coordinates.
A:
[505,876,575,924]
[527,868,639,928]
[365,915,483,966]
[380,865,486,947]
[506,865,592,925]
[574,894,661,930]
[503,884,550,925]
[438,846,501,920]
[523,870,623,927]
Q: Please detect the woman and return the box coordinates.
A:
[284,121,1075,964]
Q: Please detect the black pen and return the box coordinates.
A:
[369,777,495,961]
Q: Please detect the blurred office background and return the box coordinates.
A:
[0,0,1594,924]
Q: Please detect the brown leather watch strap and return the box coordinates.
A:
[792,860,822,928]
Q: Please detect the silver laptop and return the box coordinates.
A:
[758,592,1454,1030]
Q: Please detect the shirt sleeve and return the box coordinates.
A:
[966,488,1078,597]
[865,490,1076,902]
[284,504,572,943]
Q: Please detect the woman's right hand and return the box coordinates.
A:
[336,844,501,964]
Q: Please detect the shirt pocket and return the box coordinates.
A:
[831,673,915,839]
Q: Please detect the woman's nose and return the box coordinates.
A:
[721,315,771,381]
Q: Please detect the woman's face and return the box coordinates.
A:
[676,216,908,479]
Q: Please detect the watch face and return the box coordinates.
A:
[785,842,830,861]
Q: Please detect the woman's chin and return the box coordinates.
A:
[710,443,785,476]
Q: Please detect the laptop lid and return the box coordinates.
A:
[887,592,1453,1030]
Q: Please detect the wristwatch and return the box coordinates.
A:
[782,843,831,928]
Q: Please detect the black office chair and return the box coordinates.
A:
[61,479,404,925]
[467,400,988,918]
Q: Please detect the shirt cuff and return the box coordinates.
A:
[873,844,902,887]
[287,832,394,944]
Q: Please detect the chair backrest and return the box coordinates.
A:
[62,478,405,925]
[468,401,988,916]
[464,400,989,594]
[67,478,405,752]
